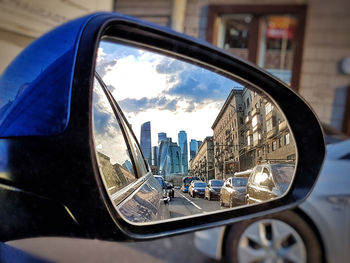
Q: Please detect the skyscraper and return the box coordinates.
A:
[152,146,159,166]
[140,121,152,165]
[178,130,188,174]
[190,139,199,160]
[158,132,167,144]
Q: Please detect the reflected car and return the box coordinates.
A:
[195,139,350,263]
[188,181,207,198]
[154,175,171,203]
[204,179,224,200]
[245,163,295,204]
[220,177,248,207]
[165,181,175,199]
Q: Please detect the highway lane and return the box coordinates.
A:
[169,189,222,218]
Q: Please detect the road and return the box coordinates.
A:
[169,189,222,218]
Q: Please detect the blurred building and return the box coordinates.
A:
[158,132,167,144]
[189,136,214,182]
[115,0,350,136]
[178,130,189,174]
[140,121,152,165]
[157,138,183,177]
[189,139,199,160]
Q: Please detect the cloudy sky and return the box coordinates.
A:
[96,40,242,146]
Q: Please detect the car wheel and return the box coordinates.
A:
[224,211,322,263]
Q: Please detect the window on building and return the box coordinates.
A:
[265,102,273,115]
[252,115,258,128]
[246,98,250,107]
[267,118,273,132]
[285,133,290,145]
[272,141,277,151]
[253,132,259,143]
[278,137,283,147]
[208,5,306,91]
[247,133,251,146]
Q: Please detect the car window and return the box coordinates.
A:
[211,180,224,187]
[233,178,248,187]
[271,164,295,186]
[254,167,270,187]
[92,79,137,195]
[120,113,149,176]
[194,182,206,187]
[154,176,165,188]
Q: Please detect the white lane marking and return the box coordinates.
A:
[177,191,202,210]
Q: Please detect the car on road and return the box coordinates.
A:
[204,179,224,200]
[195,139,350,263]
[220,177,248,207]
[180,176,200,193]
[245,163,295,204]
[165,181,175,199]
[154,175,171,202]
[188,181,207,198]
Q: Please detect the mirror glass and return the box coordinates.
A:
[93,38,297,224]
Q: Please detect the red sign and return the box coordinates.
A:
[267,27,295,39]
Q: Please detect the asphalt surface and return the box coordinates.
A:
[169,189,222,218]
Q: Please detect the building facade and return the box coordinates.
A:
[212,87,295,180]
[140,121,152,165]
[212,89,244,179]
[189,136,214,182]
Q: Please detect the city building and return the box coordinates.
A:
[189,136,214,182]
[157,138,183,178]
[152,146,159,166]
[158,132,167,144]
[178,130,188,174]
[189,139,199,160]
[212,87,295,180]
[212,89,244,179]
[140,121,152,165]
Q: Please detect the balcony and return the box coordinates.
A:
[252,107,260,116]
[267,127,277,139]
[266,111,274,120]
[279,120,287,131]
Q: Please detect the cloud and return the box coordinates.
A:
[118,96,178,112]
[167,69,234,103]
[156,58,185,74]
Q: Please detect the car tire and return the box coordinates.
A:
[224,210,322,263]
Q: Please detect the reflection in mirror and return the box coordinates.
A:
[94,39,296,223]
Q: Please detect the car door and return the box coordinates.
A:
[93,78,169,222]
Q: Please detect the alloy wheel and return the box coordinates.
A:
[237,219,306,263]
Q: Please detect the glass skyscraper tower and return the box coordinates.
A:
[178,130,188,174]
[140,121,152,165]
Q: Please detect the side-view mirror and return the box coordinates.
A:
[0,12,324,242]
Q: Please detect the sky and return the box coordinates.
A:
[96,40,242,147]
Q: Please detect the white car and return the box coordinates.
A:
[195,139,350,263]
